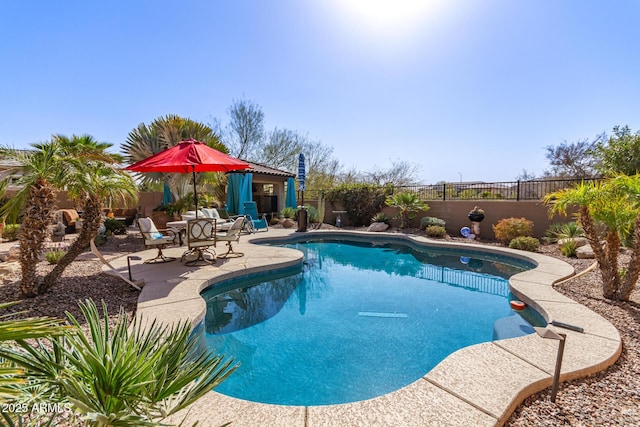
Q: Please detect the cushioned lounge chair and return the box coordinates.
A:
[137,217,178,263]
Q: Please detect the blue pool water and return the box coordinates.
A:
[201,240,542,406]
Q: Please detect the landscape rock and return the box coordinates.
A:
[280,219,295,228]
[576,244,596,259]
[367,222,389,232]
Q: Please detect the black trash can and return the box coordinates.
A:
[297,208,308,232]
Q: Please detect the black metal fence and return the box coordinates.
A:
[302,178,601,202]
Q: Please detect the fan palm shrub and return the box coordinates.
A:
[0,300,237,426]
[385,192,429,228]
[122,115,227,204]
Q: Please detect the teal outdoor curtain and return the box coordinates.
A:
[285,177,297,208]
[226,173,253,215]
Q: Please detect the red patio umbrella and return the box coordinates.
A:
[125,139,249,216]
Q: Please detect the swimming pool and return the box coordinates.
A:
[200,239,542,406]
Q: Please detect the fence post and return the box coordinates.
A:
[443,183,446,201]
[516,180,521,201]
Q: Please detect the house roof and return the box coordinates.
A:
[238,160,295,178]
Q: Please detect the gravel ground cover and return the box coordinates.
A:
[1,229,638,426]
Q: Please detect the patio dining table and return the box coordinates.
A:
[166,219,233,245]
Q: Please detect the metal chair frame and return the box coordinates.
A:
[181,218,218,266]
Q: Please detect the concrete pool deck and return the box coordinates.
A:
[104,228,621,427]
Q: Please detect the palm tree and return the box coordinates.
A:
[122,115,227,204]
[385,191,429,228]
[544,175,640,301]
[42,161,138,290]
[0,142,69,297]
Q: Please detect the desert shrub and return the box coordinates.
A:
[45,248,67,264]
[2,224,20,241]
[270,217,280,226]
[420,216,445,229]
[104,218,127,235]
[371,212,391,224]
[327,183,392,227]
[560,239,578,257]
[458,189,477,199]
[425,225,446,238]
[509,236,540,252]
[493,217,534,244]
[280,207,297,219]
[304,205,319,223]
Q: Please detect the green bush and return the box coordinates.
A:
[493,217,534,244]
[371,212,391,224]
[2,224,20,241]
[425,225,446,238]
[280,207,297,219]
[104,218,127,235]
[327,183,392,227]
[45,248,67,264]
[420,216,446,229]
[509,236,540,252]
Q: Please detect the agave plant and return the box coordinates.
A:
[0,300,238,426]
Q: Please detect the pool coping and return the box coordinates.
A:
[105,229,621,426]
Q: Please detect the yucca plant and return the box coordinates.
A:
[0,299,238,426]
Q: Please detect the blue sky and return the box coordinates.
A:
[1,0,638,184]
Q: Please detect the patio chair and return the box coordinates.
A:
[214,216,246,258]
[243,201,268,233]
[137,217,178,264]
[181,218,217,266]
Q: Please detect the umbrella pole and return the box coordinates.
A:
[192,167,198,218]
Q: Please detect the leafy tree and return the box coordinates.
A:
[0,300,237,426]
[385,192,429,228]
[544,175,640,301]
[326,183,392,226]
[0,141,68,297]
[543,137,601,178]
[592,125,640,176]
[224,97,265,160]
[365,159,422,186]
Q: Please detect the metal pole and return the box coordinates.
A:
[550,333,567,402]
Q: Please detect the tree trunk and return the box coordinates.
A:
[579,207,619,299]
[42,197,102,291]
[618,212,640,300]
[19,179,57,297]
